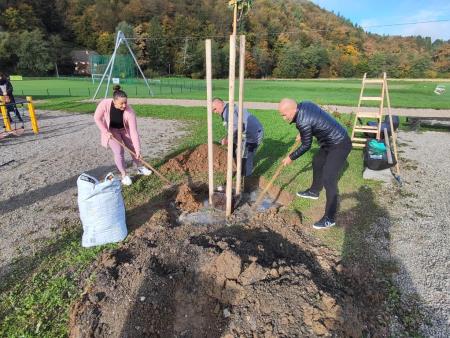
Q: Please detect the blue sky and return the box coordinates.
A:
[311,0,450,41]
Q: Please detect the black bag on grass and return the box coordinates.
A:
[364,139,397,171]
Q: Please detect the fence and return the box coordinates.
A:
[13,77,208,98]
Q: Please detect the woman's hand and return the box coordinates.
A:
[296,134,301,143]
[221,137,228,146]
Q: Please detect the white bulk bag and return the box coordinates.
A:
[77,173,127,247]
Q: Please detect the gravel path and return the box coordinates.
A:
[385,131,450,336]
[0,111,187,280]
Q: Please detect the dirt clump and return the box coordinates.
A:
[175,183,204,213]
[161,143,230,175]
[69,205,388,337]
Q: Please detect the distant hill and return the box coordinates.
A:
[0,0,449,78]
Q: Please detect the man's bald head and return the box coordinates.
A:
[278,98,298,122]
[212,97,225,115]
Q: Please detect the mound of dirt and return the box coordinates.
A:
[69,207,385,337]
[175,183,203,213]
[161,144,230,175]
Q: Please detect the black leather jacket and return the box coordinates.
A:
[289,101,350,160]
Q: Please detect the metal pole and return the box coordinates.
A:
[122,36,154,96]
[92,33,120,100]
[105,33,121,98]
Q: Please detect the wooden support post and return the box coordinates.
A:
[26,96,39,134]
[0,96,11,131]
[235,35,246,196]
[384,77,400,176]
[206,39,214,206]
[233,2,238,35]
[226,35,236,217]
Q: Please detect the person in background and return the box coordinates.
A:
[278,98,351,230]
[94,85,152,186]
[212,97,264,177]
[0,73,24,128]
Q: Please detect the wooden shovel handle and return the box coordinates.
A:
[254,139,301,207]
[110,134,172,186]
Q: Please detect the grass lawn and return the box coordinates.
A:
[0,102,399,336]
[12,77,450,109]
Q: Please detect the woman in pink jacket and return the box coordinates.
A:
[94,85,152,186]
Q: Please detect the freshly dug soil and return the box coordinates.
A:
[161,144,230,176]
[175,183,204,213]
[69,206,386,337]
[69,143,392,337]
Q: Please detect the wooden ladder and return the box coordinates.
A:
[351,72,387,147]
[352,72,401,180]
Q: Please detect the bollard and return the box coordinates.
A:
[0,96,11,131]
[26,96,39,134]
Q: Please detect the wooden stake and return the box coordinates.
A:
[226,35,236,217]
[206,39,214,206]
[235,35,246,196]
[233,3,238,35]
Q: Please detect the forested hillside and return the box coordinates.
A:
[0,0,449,78]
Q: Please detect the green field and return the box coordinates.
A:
[0,91,438,335]
[12,77,450,109]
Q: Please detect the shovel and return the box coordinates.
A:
[110,134,172,186]
[253,139,300,208]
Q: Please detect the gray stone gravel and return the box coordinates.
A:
[0,110,187,281]
[384,131,450,336]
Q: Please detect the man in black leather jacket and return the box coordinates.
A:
[279,98,352,229]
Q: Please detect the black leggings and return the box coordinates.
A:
[309,139,352,220]
[6,97,24,124]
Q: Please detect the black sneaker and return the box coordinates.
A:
[313,216,336,230]
[296,190,319,200]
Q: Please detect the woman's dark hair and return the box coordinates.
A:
[113,85,127,99]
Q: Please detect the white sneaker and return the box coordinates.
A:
[137,166,152,176]
[121,175,132,186]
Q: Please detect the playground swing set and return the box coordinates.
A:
[0,95,39,140]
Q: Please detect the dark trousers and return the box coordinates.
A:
[309,139,352,220]
[5,95,24,124]
[233,142,259,177]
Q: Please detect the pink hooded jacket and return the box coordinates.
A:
[94,98,141,155]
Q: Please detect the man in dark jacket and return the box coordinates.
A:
[0,73,24,128]
[212,97,264,176]
[279,98,351,229]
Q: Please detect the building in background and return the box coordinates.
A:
[71,50,99,75]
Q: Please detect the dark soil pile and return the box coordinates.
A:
[161,144,230,175]
[69,207,386,337]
